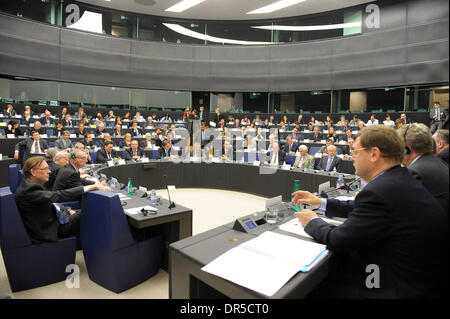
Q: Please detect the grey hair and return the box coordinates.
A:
[397,123,434,154]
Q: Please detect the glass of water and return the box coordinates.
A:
[265,207,279,224]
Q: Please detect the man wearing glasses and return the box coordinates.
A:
[292,125,448,298]
[52,149,106,193]
[15,156,110,243]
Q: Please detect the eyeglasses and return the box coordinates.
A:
[350,147,367,156]
[33,167,50,172]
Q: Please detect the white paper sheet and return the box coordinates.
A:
[278,217,344,239]
[201,231,327,297]
[124,205,158,215]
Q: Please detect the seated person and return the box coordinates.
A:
[119,133,132,149]
[105,110,116,121]
[96,141,120,164]
[75,123,86,138]
[62,114,73,127]
[52,150,100,192]
[317,145,342,172]
[15,156,109,243]
[383,114,395,128]
[342,128,354,142]
[293,145,315,169]
[95,123,107,137]
[222,140,234,161]
[311,126,322,142]
[283,135,298,155]
[43,149,69,190]
[40,109,54,127]
[342,137,355,158]
[6,120,22,137]
[54,121,64,138]
[125,140,144,161]
[3,104,16,117]
[157,139,173,159]
[27,121,46,136]
[129,120,142,137]
[336,115,347,127]
[366,114,379,126]
[113,124,123,137]
[14,130,49,162]
[73,142,93,165]
[319,139,334,156]
[55,130,73,151]
[22,110,34,127]
[291,127,300,142]
[80,133,95,150]
[141,132,154,149]
[265,142,286,166]
[325,126,338,142]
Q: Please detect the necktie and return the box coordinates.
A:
[107,152,111,159]
[133,150,137,156]
[325,157,333,171]
[437,109,440,121]
[34,141,39,153]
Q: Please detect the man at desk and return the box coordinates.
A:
[293,145,314,169]
[265,142,285,166]
[317,144,342,172]
[96,141,120,164]
[15,156,110,243]
[14,130,49,162]
[292,125,449,298]
[311,126,322,142]
[125,140,144,161]
[283,135,298,155]
[158,139,173,160]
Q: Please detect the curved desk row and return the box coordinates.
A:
[97,160,357,202]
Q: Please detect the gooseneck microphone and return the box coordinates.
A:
[163,174,176,209]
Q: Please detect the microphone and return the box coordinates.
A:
[163,174,176,209]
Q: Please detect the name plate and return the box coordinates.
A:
[141,157,149,163]
[117,159,126,165]
[7,134,15,139]
[253,161,260,166]
[107,160,114,167]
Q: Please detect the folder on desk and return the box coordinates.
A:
[201,231,328,297]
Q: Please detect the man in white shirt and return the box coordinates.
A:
[14,130,49,162]
[366,114,379,126]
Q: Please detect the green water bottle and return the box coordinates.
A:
[292,180,301,212]
[127,178,133,195]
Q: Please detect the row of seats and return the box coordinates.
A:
[0,165,162,293]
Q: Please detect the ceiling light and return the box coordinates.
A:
[252,21,361,31]
[165,0,206,13]
[163,23,272,45]
[247,0,307,14]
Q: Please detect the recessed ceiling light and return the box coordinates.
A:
[247,0,307,14]
[165,0,206,13]
[252,21,362,31]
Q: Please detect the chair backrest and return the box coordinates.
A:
[0,187,32,250]
[309,146,321,155]
[81,191,134,254]
[90,151,97,164]
[8,164,23,193]
[286,155,296,166]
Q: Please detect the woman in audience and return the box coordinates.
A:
[6,120,21,137]
[120,133,132,149]
[115,115,123,127]
[325,126,338,142]
[123,112,131,121]
[80,114,89,126]
[113,124,122,137]
[383,114,395,128]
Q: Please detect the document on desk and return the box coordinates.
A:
[201,231,328,297]
[124,205,158,215]
[278,217,343,239]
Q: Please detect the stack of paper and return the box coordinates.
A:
[201,231,328,297]
[278,217,343,239]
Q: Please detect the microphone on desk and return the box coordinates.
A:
[163,174,176,209]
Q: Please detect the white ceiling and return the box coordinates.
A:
[76,0,375,21]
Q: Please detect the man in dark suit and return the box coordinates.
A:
[15,156,110,243]
[433,129,449,165]
[80,133,95,149]
[39,109,54,127]
[129,121,142,137]
[398,123,449,212]
[311,126,322,142]
[317,145,342,172]
[27,121,46,136]
[265,142,286,165]
[158,139,173,159]
[292,125,448,298]
[62,114,73,127]
[283,135,299,155]
[430,101,449,134]
[14,130,49,162]
[125,140,145,161]
[96,141,120,164]
[198,106,209,125]
[55,130,73,151]
[52,149,97,192]
[43,150,70,190]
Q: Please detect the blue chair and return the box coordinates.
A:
[80,191,163,293]
[309,146,321,155]
[90,151,97,164]
[286,155,296,166]
[8,164,23,193]
[0,187,77,292]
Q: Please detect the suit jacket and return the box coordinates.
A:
[283,142,299,154]
[304,165,449,298]
[52,164,95,191]
[96,148,120,164]
[199,110,209,124]
[293,153,315,169]
[130,127,142,137]
[15,138,49,162]
[43,161,60,190]
[80,139,95,149]
[125,147,144,161]
[14,178,85,243]
[430,107,448,123]
[157,147,173,159]
[266,150,286,165]
[40,116,54,126]
[408,153,449,213]
[55,138,72,150]
[311,133,323,142]
[437,148,449,165]
[318,155,343,172]
[62,119,73,127]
